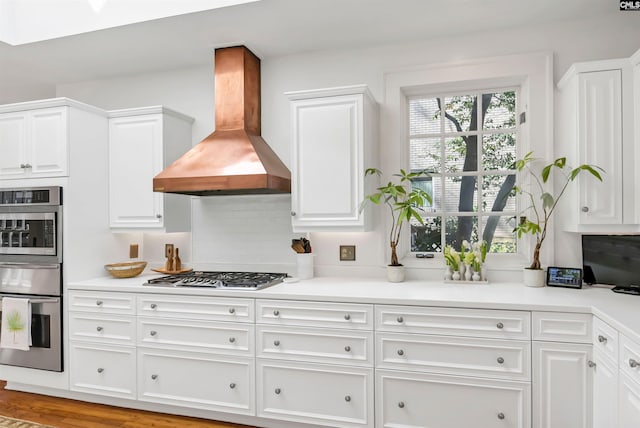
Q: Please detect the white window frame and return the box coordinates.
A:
[380,52,553,272]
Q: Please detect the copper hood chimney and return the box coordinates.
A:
[153,46,291,196]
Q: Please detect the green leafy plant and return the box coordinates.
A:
[6,310,25,343]
[513,151,603,270]
[363,168,432,266]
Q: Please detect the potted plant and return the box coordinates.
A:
[362,168,431,282]
[513,151,603,287]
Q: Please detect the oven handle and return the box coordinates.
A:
[0,296,59,304]
[0,263,60,270]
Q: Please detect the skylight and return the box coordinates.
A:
[0,0,260,45]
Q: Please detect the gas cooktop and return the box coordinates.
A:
[144,271,288,290]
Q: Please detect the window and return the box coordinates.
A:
[408,89,518,254]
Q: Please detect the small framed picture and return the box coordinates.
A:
[546,266,583,289]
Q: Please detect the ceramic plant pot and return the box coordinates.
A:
[387,265,406,283]
[523,267,545,287]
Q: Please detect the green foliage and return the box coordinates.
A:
[363,168,433,265]
[6,310,25,333]
[513,151,604,269]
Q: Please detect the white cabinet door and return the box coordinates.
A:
[577,69,623,224]
[619,372,640,428]
[533,341,593,428]
[257,359,373,427]
[109,114,164,229]
[593,349,618,428]
[376,369,531,428]
[0,112,28,177]
[288,86,377,232]
[29,107,68,177]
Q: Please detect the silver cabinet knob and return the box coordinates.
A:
[229,337,236,343]
[398,401,405,409]
[344,346,351,352]
[588,360,596,368]
[497,357,505,364]
[581,206,589,213]
[397,349,404,356]
[630,359,639,368]
[150,331,157,336]
[344,314,351,320]
[24,164,32,169]
[273,310,280,316]
[496,322,504,329]
[598,335,607,343]
[96,300,103,306]
[274,340,280,346]
[344,395,351,402]
[156,214,162,219]
[397,316,404,323]
[275,388,281,395]
[229,308,235,314]
[96,326,103,332]
[497,413,505,420]
[151,374,158,380]
[97,368,104,373]
[150,303,157,309]
[20,164,26,169]
[291,211,296,217]
[229,383,236,389]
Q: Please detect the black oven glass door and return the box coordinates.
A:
[0,213,56,256]
[0,296,61,372]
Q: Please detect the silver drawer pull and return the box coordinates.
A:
[275,388,281,395]
[150,331,157,336]
[344,395,351,402]
[345,346,351,352]
[229,337,236,343]
[598,335,607,344]
[151,374,158,380]
[274,340,280,347]
[97,368,104,373]
[273,310,280,316]
[96,300,103,306]
[496,322,504,329]
[398,401,405,408]
[397,349,404,356]
[344,314,351,320]
[96,326,103,332]
[150,303,157,309]
[630,359,639,368]
[228,308,235,314]
[497,413,505,420]
[497,357,505,364]
[588,360,596,368]
[229,383,236,389]
[397,316,404,323]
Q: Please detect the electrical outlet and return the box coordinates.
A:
[340,245,356,261]
[129,244,139,259]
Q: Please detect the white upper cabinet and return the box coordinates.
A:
[558,58,635,229]
[108,107,193,232]
[0,106,69,179]
[286,85,378,232]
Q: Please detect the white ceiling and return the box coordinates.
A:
[0,0,619,101]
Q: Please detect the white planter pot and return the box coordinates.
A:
[387,265,406,283]
[523,268,545,287]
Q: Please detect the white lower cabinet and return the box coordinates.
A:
[593,349,618,428]
[619,371,640,427]
[257,359,373,427]
[376,369,531,428]
[138,348,254,415]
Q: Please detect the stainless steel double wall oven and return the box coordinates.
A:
[0,186,63,371]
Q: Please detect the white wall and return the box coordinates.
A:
[55,14,640,280]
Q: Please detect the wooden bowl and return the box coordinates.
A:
[104,261,147,278]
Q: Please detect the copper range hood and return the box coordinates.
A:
[153,46,291,196]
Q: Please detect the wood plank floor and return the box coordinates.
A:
[0,381,256,428]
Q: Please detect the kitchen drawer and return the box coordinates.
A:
[257,299,373,330]
[138,348,254,415]
[592,316,619,362]
[532,311,592,343]
[257,325,373,367]
[376,305,530,340]
[257,359,373,427]
[137,318,254,356]
[69,313,135,345]
[620,334,640,384]
[68,290,135,315]
[376,369,531,428]
[376,332,531,381]
[137,295,254,322]
[70,342,136,399]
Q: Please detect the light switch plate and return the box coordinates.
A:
[340,245,356,261]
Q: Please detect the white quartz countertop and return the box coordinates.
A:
[69,274,640,344]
